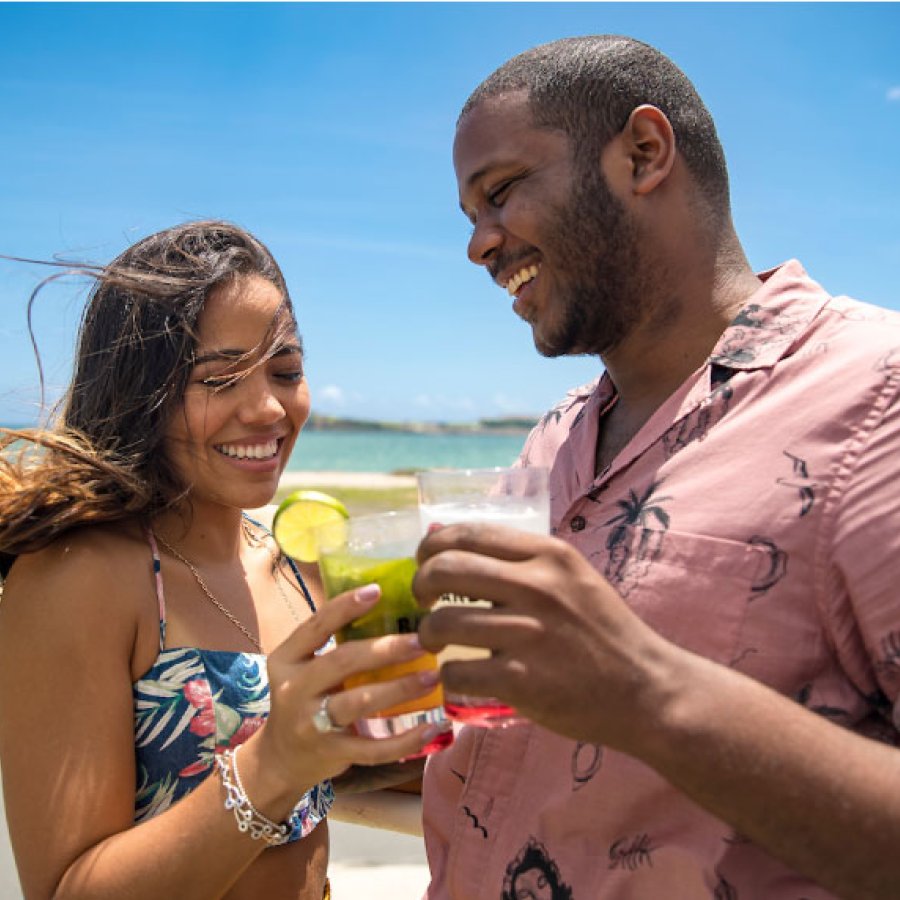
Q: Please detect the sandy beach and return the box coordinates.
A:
[278,471,417,490]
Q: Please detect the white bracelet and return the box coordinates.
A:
[215,746,290,846]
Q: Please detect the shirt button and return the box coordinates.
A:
[570,515,586,532]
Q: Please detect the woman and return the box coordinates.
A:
[0,221,440,899]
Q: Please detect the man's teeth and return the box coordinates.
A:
[506,264,539,296]
[216,440,278,460]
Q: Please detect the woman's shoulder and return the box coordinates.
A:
[9,520,148,580]
[1,521,151,636]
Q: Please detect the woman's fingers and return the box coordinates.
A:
[306,632,431,696]
[328,721,445,766]
[324,667,441,729]
[272,582,383,661]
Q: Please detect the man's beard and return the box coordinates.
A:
[536,167,647,358]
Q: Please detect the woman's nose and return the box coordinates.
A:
[239,377,284,423]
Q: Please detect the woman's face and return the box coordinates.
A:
[163,274,310,512]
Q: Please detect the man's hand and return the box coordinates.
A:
[414,522,677,753]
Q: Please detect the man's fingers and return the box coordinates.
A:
[418,606,541,655]
[416,522,548,565]
[438,655,524,707]
[413,546,539,611]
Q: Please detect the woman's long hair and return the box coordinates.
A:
[0,220,294,561]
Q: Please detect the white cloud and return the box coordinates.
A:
[492,393,527,413]
[412,394,475,415]
[888,86,900,102]
[317,384,346,405]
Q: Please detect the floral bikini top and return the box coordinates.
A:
[132,528,334,841]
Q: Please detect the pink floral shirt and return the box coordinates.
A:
[422,261,900,898]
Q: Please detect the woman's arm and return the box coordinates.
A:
[0,535,437,899]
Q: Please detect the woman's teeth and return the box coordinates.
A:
[216,440,278,460]
[506,264,539,297]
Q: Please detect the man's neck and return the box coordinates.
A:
[593,263,761,476]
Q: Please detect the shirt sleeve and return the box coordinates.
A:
[825,371,900,732]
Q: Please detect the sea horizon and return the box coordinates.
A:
[1,423,532,475]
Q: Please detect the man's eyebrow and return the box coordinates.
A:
[460,164,492,205]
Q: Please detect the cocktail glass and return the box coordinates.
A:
[417,466,550,727]
[316,509,452,757]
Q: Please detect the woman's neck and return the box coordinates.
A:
[152,501,247,564]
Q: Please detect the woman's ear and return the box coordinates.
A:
[622,104,677,195]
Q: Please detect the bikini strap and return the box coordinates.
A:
[145,529,167,651]
[242,513,317,613]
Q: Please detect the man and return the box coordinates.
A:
[414,35,900,899]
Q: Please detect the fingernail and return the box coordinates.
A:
[427,523,444,534]
[418,668,440,687]
[422,721,452,743]
[355,584,381,605]
[404,633,423,652]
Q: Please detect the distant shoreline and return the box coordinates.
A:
[305,414,535,435]
[278,471,416,490]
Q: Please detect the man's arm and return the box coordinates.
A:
[415,518,900,898]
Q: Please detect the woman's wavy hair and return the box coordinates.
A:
[0,220,294,563]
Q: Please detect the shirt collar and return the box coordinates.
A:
[708,259,831,371]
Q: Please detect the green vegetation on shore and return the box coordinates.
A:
[273,483,417,517]
[306,414,536,434]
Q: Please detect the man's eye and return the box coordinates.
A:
[487,179,514,206]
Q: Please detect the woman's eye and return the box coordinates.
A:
[275,369,304,383]
[200,375,239,390]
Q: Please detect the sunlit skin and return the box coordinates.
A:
[415,83,900,900]
[454,91,650,361]
[164,274,309,515]
[0,271,440,900]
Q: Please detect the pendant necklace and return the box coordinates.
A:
[155,524,302,653]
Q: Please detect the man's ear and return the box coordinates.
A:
[622,104,676,195]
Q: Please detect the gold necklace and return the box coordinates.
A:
[155,526,302,652]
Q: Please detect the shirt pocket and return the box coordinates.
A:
[599,529,779,667]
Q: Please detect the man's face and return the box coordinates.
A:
[454,92,648,358]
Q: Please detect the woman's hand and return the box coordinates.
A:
[250,583,444,801]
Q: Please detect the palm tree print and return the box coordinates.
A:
[603,481,672,591]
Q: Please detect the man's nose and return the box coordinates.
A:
[467,216,503,266]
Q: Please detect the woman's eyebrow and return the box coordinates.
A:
[193,341,303,367]
[192,348,248,366]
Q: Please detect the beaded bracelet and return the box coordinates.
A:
[215,746,290,846]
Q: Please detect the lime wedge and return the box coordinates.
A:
[272,490,350,562]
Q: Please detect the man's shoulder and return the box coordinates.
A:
[536,378,602,431]
[814,293,900,368]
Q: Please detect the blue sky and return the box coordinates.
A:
[1,2,898,425]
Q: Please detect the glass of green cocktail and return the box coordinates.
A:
[315,510,451,756]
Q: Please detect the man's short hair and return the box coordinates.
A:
[460,35,730,213]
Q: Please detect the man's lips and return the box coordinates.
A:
[503,263,540,297]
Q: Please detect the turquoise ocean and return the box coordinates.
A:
[1,423,531,474]
[287,430,529,473]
